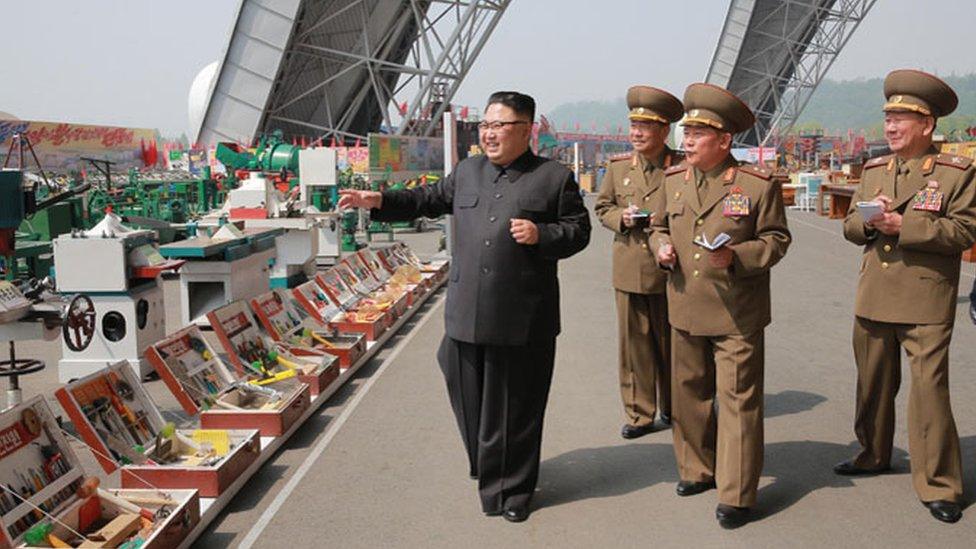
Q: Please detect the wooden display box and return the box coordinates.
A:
[315,269,391,341]
[335,260,410,320]
[386,242,445,289]
[209,299,342,395]
[145,326,311,437]
[343,253,411,317]
[290,281,372,365]
[398,242,449,284]
[962,243,976,263]
[352,251,419,310]
[55,361,261,498]
[250,289,367,370]
[370,247,429,305]
[0,396,199,549]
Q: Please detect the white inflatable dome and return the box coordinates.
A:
[188,61,219,137]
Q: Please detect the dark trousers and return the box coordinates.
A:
[437,335,556,513]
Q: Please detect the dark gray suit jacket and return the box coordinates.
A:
[371,151,591,346]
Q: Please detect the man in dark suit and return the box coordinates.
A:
[338,91,591,522]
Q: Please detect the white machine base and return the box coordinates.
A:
[177,248,274,326]
[58,284,166,383]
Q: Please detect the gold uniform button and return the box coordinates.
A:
[696,219,704,226]
[883,244,892,252]
[693,252,701,260]
[881,262,889,269]
[674,192,681,199]
[693,270,700,278]
[641,243,648,249]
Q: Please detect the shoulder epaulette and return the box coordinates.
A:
[738,163,771,180]
[864,154,893,170]
[608,152,632,163]
[664,164,687,177]
[935,153,973,170]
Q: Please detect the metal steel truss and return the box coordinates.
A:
[707,0,877,147]
[265,0,510,143]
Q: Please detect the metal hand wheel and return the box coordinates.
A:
[62,294,96,352]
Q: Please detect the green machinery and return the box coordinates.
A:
[86,168,224,225]
[215,131,301,189]
[337,168,365,252]
[366,172,442,240]
[0,170,90,281]
[215,132,360,252]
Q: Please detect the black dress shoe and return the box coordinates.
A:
[659,412,672,426]
[621,423,657,439]
[832,459,890,476]
[484,509,502,517]
[924,500,962,523]
[715,504,750,529]
[503,507,529,523]
[676,479,716,496]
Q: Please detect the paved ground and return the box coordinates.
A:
[10,202,976,547]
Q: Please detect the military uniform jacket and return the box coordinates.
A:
[372,151,591,346]
[650,156,791,336]
[843,148,976,324]
[594,149,678,294]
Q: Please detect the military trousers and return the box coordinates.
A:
[437,335,556,513]
[671,327,764,508]
[851,316,962,502]
[614,290,671,427]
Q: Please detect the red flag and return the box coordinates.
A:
[301,135,308,148]
[148,139,158,166]
[460,106,469,119]
[140,138,149,167]
[329,136,337,147]
[398,102,408,115]
[354,138,361,148]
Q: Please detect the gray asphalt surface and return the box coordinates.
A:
[10,202,976,548]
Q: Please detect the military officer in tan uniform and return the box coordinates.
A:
[595,86,683,439]
[649,83,791,529]
[836,70,976,524]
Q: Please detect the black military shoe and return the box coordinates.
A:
[924,500,962,523]
[502,507,529,523]
[832,459,890,476]
[659,412,672,426]
[676,479,716,496]
[621,423,657,439]
[715,504,750,529]
[484,509,502,517]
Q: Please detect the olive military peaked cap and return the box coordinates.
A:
[681,83,755,134]
[883,69,958,118]
[627,86,684,124]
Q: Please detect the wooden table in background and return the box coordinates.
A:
[820,184,857,219]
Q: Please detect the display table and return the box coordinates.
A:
[781,183,803,207]
[820,184,857,219]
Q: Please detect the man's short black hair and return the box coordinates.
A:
[486,91,535,121]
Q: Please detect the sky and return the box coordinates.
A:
[3,0,975,137]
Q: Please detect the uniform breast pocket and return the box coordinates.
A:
[666,201,684,218]
[614,191,635,207]
[456,193,479,210]
[518,196,550,222]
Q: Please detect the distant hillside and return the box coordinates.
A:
[545,74,976,138]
